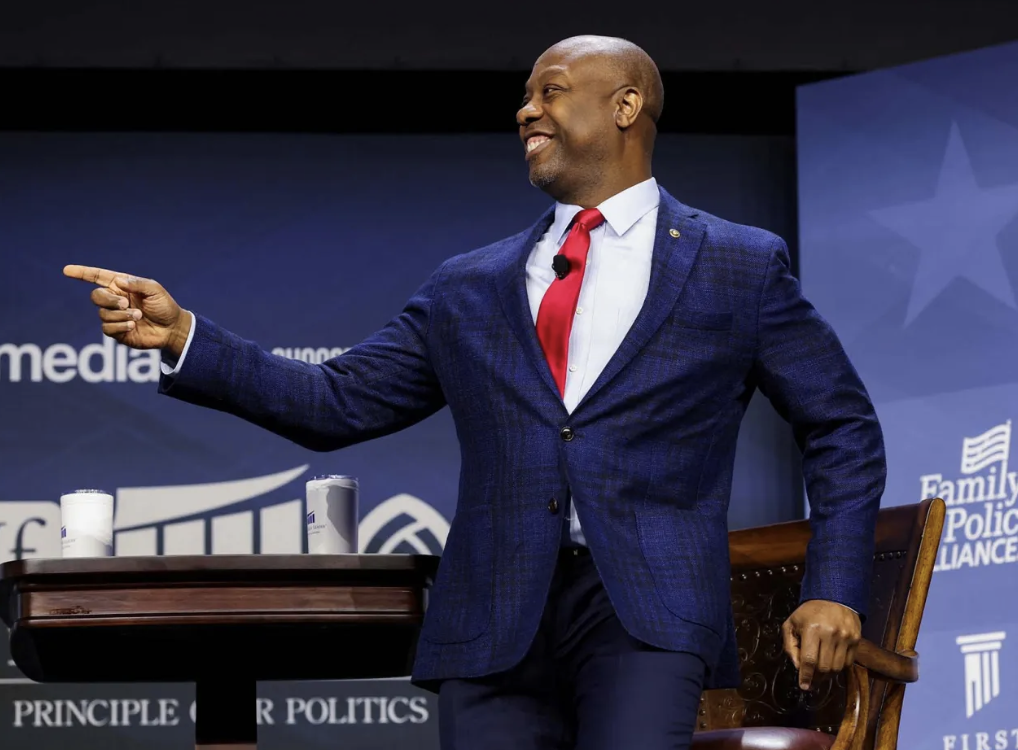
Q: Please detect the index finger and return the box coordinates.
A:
[63,265,122,287]
[798,628,820,690]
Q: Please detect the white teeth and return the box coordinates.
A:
[527,136,550,152]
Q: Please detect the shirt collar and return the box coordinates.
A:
[549,177,660,245]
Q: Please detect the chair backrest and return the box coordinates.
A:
[696,498,944,750]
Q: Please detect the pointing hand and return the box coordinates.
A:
[63,265,192,358]
[782,599,862,691]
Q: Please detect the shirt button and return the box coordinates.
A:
[568,365,577,373]
[560,427,575,442]
[548,498,559,514]
[575,307,584,315]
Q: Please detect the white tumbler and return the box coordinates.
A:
[305,475,359,554]
[60,489,114,558]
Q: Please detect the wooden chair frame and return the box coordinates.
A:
[694,497,945,750]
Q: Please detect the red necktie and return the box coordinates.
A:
[535,208,605,396]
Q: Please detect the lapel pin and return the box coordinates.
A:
[669,228,680,238]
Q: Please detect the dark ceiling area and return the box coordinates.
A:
[0,69,843,135]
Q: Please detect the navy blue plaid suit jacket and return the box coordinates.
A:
[160,187,886,691]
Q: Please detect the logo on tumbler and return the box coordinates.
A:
[358,494,449,555]
[60,526,66,538]
[306,511,315,525]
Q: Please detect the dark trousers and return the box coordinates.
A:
[438,549,705,750]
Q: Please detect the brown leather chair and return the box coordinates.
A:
[692,497,945,750]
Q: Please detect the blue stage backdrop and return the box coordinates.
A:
[797,40,1018,750]
[0,131,798,748]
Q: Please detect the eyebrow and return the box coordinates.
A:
[524,65,570,94]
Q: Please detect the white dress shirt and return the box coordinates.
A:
[163,177,661,547]
[525,177,659,545]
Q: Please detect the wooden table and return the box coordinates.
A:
[0,554,438,749]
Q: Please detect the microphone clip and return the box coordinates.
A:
[552,254,570,280]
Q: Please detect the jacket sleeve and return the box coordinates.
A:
[158,261,450,452]
[750,237,886,616]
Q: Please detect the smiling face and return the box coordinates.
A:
[516,38,659,207]
[517,49,623,204]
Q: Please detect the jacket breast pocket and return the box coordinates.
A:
[648,307,739,373]
[672,309,733,331]
[420,505,493,644]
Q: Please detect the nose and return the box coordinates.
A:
[516,100,542,128]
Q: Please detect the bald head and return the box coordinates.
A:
[541,35,664,123]
[517,35,662,207]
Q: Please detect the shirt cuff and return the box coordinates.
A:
[159,310,196,377]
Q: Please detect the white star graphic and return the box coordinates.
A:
[869,122,1018,326]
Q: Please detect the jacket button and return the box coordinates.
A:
[560,427,575,442]
[548,498,559,513]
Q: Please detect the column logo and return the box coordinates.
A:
[956,631,1006,718]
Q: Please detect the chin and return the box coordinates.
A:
[528,165,558,192]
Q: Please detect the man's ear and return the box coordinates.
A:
[615,87,644,129]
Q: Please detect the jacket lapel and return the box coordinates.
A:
[495,206,567,405]
[495,190,707,409]
[574,191,706,411]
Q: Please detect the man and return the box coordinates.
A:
[65,35,885,750]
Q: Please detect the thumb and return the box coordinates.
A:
[115,274,158,295]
